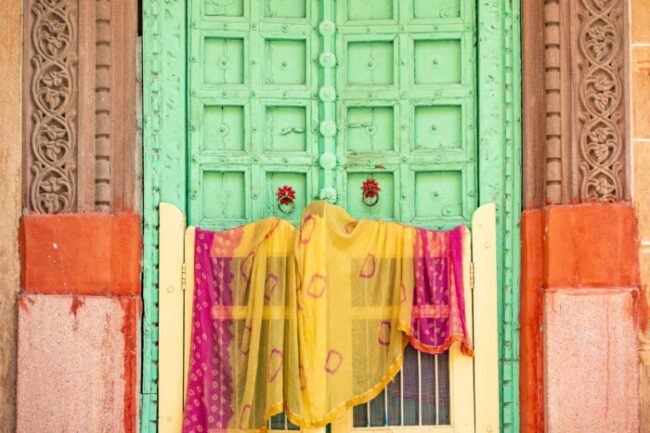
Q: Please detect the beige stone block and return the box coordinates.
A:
[632,47,650,139]
[634,141,650,240]
[632,0,650,44]
[545,289,639,433]
[17,295,140,433]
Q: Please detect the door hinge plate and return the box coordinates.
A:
[181,262,187,291]
[470,261,475,290]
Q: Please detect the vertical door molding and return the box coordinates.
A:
[477,0,522,432]
[522,0,630,206]
[142,0,188,431]
[23,0,138,213]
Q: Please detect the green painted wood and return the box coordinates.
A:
[333,0,477,227]
[188,0,320,229]
[142,1,521,432]
[142,0,188,432]
[188,0,477,231]
[477,1,522,432]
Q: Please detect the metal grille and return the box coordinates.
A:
[269,412,300,430]
[353,345,450,427]
[268,345,450,430]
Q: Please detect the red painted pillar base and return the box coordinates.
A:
[520,203,642,433]
[17,213,141,433]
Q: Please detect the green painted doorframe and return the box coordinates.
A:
[141,1,521,432]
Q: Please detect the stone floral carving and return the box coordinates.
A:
[578,0,624,201]
[28,0,76,213]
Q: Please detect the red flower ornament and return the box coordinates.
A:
[276,185,296,213]
[362,178,381,206]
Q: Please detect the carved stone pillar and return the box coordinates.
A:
[23,0,137,213]
[523,0,629,207]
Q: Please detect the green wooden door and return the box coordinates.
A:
[144,0,522,431]
[188,0,476,230]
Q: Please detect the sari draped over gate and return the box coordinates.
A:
[183,202,472,433]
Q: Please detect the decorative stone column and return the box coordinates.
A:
[0,1,23,432]
[521,1,641,433]
[16,1,141,432]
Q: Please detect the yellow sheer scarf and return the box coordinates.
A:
[184,202,440,433]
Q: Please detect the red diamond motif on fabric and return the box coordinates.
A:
[267,349,283,383]
[306,273,327,299]
[325,349,343,374]
[378,320,391,346]
[359,253,376,278]
[300,214,316,244]
[264,273,280,302]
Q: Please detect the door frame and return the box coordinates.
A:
[141,1,522,432]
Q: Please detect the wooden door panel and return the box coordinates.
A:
[412,0,462,20]
[203,105,246,152]
[264,0,307,19]
[343,171,396,220]
[204,0,245,17]
[264,39,308,86]
[346,40,396,87]
[413,39,462,85]
[336,0,476,230]
[346,0,395,22]
[189,0,319,229]
[190,0,476,231]
[203,37,246,85]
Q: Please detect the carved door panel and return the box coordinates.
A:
[189,0,320,228]
[188,0,477,231]
[334,0,477,228]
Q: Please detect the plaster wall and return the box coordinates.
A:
[631,1,650,431]
[0,1,22,431]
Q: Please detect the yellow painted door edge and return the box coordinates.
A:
[472,204,499,433]
[184,225,196,399]
[158,203,186,433]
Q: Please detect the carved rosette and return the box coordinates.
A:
[577,0,625,201]
[28,0,76,213]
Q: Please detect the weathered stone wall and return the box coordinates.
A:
[16,213,141,432]
[0,1,22,431]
